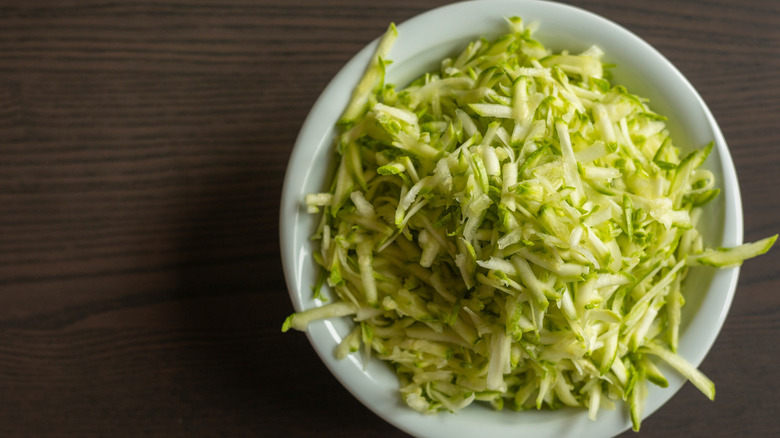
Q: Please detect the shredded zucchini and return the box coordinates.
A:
[283,18,776,431]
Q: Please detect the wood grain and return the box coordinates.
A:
[0,1,777,437]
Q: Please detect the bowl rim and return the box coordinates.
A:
[280,1,744,437]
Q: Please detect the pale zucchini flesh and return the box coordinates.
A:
[285,18,776,430]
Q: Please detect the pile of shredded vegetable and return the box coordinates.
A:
[283,18,775,431]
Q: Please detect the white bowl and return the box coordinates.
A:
[279,1,743,437]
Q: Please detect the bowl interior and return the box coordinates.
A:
[280,1,743,437]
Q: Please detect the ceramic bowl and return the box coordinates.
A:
[280,1,743,436]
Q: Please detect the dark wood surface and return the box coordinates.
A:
[0,1,777,437]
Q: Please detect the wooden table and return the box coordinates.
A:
[0,1,777,437]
